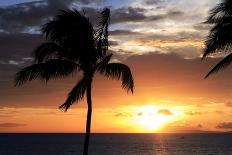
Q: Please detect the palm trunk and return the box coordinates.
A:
[83,80,92,155]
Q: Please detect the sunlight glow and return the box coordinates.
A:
[136,106,173,131]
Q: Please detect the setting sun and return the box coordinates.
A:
[135,106,174,131]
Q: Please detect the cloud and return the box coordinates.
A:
[185,111,203,115]
[62,6,170,26]
[0,33,42,64]
[111,7,185,24]
[197,124,203,128]
[110,30,142,36]
[193,23,212,31]
[144,0,163,5]
[110,30,204,58]
[148,9,185,21]
[215,111,224,114]
[216,122,232,129]
[0,1,66,33]
[109,40,119,46]
[2,2,187,33]
[131,37,202,48]
[69,6,184,26]
[225,101,232,107]
[0,0,102,33]
[157,109,173,115]
[111,7,147,24]
[114,112,132,117]
[0,123,26,128]
[117,37,203,58]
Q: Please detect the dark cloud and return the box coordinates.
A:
[67,6,147,25]
[81,6,184,25]
[148,9,185,21]
[148,15,165,21]
[109,40,119,46]
[111,7,185,24]
[0,0,185,34]
[0,123,26,128]
[1,4,147,33]
[193,23,212,31]
[111,7,147,24]
[144,0,163,5]
[167,10,184,16]
[109,30,142,36]
[157,109,173,115]
[0,33,42,63]
[216,122,232,129]
[0,0,68,33]
[77,0,103,4]
[0,0,102,33]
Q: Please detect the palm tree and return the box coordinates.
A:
[15,8,134,155]
[203,0,232,78]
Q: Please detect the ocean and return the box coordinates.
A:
[0,133,231,155]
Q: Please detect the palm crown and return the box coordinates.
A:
[203,0,232,78]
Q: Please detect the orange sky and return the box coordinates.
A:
[1,53,232,133]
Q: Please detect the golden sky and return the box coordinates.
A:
[1,53,232,133]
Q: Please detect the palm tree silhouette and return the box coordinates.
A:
[203,0,232,78]
[15,8,134,155]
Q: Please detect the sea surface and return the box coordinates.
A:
[0,133,232,155]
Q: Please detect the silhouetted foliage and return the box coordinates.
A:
[203,0,232,78]
[15,8,134,155]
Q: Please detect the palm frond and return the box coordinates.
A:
[203,23,232,59]
[96,54,113,70]
[42,9,94,44]
[206,0,232,24]
[203,0,232,59]
[59,76,88,111]
[42,9,98,68]
[97,63,134,93]
[205,53,232,78]
[95,8,110,57]
[15,59,77,86]
[99,8,111,27]
[96,8,110,38]
[33,42,60,63]
[207,2,225,24]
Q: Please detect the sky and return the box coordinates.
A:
[0,0,232,133]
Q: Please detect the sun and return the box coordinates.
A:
[136,106,173,131]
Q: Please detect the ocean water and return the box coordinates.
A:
[0,133,232,155]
